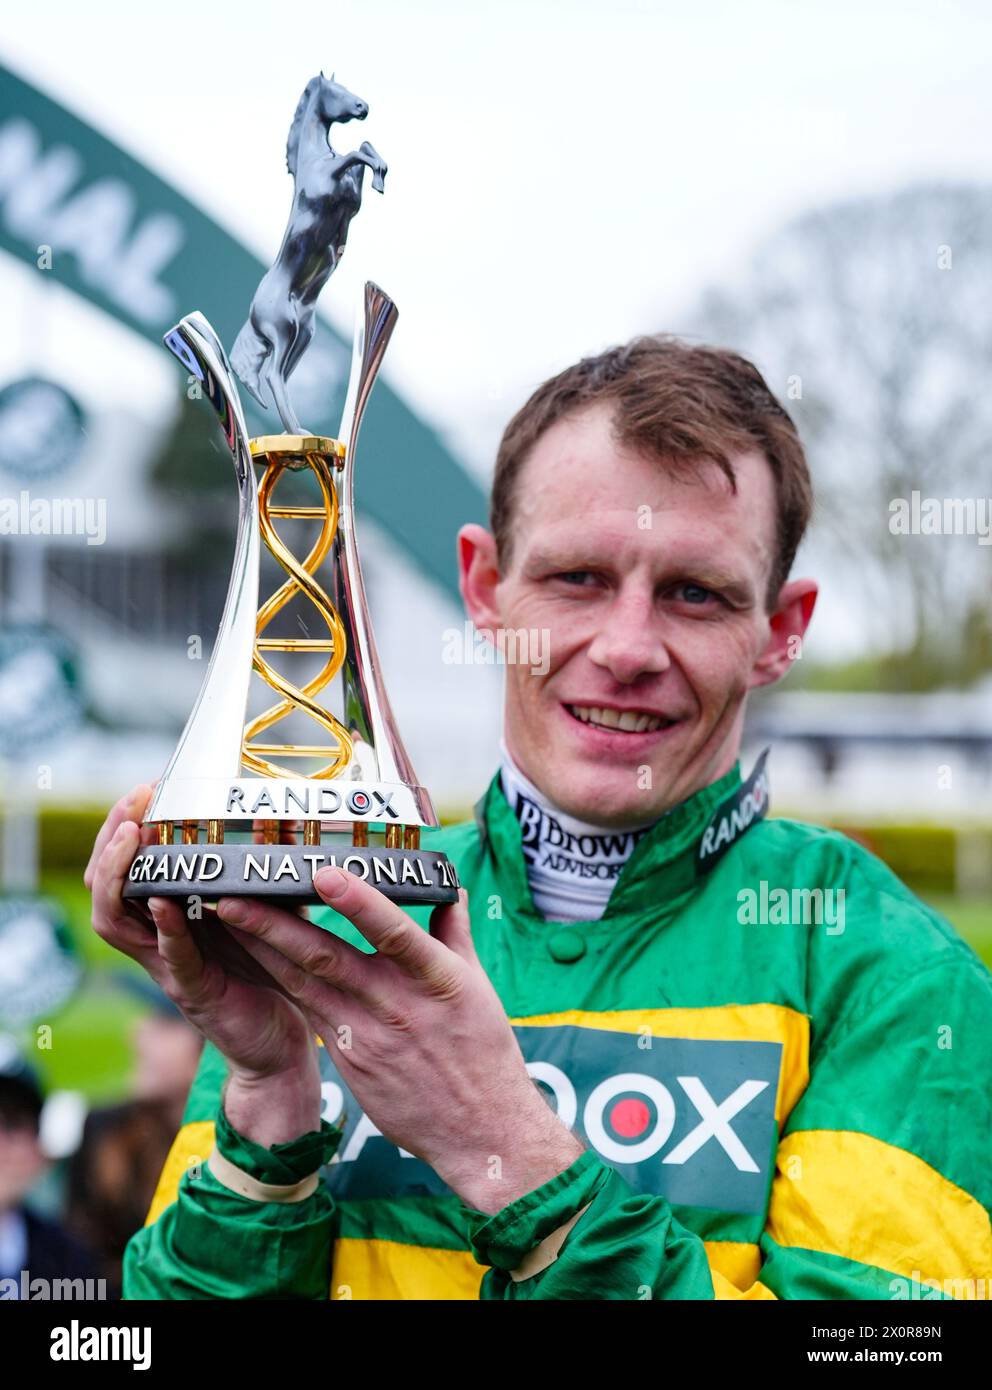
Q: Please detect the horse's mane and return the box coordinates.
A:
[286,76,322,177]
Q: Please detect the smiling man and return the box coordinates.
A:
[89,336,992,1301]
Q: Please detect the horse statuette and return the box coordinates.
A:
[231,72,387,434]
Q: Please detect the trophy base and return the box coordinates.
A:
[123,844,460,908]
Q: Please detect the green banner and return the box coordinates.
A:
[0,61,486,599]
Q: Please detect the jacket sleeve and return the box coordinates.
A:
[123,1092,342,1300]
[469,950,992,1300]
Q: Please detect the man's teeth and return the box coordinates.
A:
[568,705,671,733]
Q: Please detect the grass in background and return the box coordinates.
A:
[922,894,992,969]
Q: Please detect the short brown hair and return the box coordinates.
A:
[491,335,812,605]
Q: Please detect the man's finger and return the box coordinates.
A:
[224,921,350,1020]
[84,784,153,889]
[214,896,381,1007]
[148,897,212,1004]
[185,916,302,997]
[428,889,476,962]
[314,867,452,984]
[90,821,160,962]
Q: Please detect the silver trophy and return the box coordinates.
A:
[124,74,458,907]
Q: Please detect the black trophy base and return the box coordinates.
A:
[123,844,460,908]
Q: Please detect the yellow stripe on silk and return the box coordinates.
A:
[330,1237,483,1300]
[704,1239,763,1292]
[508,1004,810,1125]
[711,1270,778,1300]
[330,1236,775,1300]
[145,1120,216,1226]
[768,1130,992,1297]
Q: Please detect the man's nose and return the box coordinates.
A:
[586,589,671,684]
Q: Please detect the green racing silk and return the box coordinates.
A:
[125,760,992,1301]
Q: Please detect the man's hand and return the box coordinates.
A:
[87,786,321,1144]
[216,869,584,1213]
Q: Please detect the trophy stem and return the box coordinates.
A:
[242,437,353,780]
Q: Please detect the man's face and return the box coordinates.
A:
[131,1015,202,1106]
[462,402,810,826]
[0,1114,44,1207]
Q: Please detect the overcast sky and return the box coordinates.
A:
[6,0,992,456]
[3,0,992,657]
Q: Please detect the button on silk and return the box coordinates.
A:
[548,928,586,963]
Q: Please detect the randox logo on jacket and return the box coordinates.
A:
[317,1022,781,1216]
[696,749,770,877]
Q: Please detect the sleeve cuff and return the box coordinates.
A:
[467,1149,612,1271]
[215,1101,343,1186]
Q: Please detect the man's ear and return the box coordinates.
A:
[457,523,503,632]
[748,578,818,690]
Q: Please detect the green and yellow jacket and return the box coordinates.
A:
[124,762,992,1300]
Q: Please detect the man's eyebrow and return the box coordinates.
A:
[522,545,609,571]
[670,563,753,590]
[524,546,753,586]
[522,546,760,605]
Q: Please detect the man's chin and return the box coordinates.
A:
[532,762,685,829]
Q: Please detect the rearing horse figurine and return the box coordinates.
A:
[231,72,387,434]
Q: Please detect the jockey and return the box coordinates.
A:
[89,335,992,1300]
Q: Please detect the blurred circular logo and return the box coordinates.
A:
[0,377,86,480]
[0,625,83,757]
[0,896,82,1026]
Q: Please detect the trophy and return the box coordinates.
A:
[124,74,459,907]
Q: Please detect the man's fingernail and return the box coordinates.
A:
[217,898,247,924]
[316,866,349,899]
[148,897,166,916]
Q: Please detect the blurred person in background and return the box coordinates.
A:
[65,979,201,1296]
[0,1036,97,1298]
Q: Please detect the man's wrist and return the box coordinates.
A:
[467,1148,611,1274]
[440,1097,586,1214]
[209,1096,342,1198]
[223,1059,321,1149]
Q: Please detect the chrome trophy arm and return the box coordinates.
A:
[145,312,260,821]
[331,281,432,812]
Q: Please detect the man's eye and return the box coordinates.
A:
[676,583,716,605]
[555,570,596,586]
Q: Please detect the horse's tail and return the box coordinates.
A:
[230,316,271,409]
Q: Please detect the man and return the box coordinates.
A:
[65,977,202,1295]
[0,1038,98,1298]
[88,336,992,1300]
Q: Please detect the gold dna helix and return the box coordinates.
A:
[241,438,354,779]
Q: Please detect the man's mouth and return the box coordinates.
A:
[566,704,677,734]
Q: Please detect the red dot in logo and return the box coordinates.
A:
[610,1097,651,1138]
